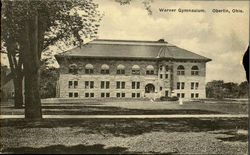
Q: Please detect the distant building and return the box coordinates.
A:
[55,39,211,99]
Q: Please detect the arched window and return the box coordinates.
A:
[85,64,94,74]
[177,65,185,75]
[101,64,109,74]
[117,64,125,74]
[146,65,154,75]
[69,63,78,74]
[132,65,140,75]
[191,66,199,75]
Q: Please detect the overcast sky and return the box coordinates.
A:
[94,0,249,83]
[1,0,248,83]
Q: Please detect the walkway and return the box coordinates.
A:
[0,114,248,119]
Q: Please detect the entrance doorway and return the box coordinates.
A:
[165,91,169,97]
[145,84,155,93]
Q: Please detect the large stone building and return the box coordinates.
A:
[55,39,211,99]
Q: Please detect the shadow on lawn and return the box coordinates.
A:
[2,144,128,154]
[0,118,248,137]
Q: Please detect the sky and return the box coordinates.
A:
[1,0,249,83]
[94,0,249,83]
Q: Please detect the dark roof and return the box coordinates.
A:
[55,39,212,62]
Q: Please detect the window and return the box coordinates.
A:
[116,93,120,98]
[85,64,94,74]
[132,82,140,89]
[159,65,163,71]
[101,93,105,98]
[181,82,185,89]
[195,93,199,98]
[165,65,169,72]
[121,82,125,89]
[177,93,180,98]
[132,93,135,98]
[117,64,125,74]
[191,66,199,76]
[181,93,185,98]
[90,93,94,97]
[90,81,94,89]
[122,93,125,97]
[146,65,154,75]
[116,81,120,89]
[69,80,78,88]
[101,81,109,89]
[191,93,194,98]
[195,82,199,90]
[165,74,168,79]
[74,92,78,97]
[160,87,162,91]
[101,81,105,89]
[85,93,89,97]
[69,92,73,97]
[132,65,140,75]
[160,74,163,79]
[101,64,109,74]
[68,81,73,88]
[69,64,78,74]
[177,82,185,89]
[177,65,185,75]
[137,93,140,98]
[106,93,110,98]
[85,81,89,88]
[191,82,194,90]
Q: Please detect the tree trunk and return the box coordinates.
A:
[23,12,42,119]
[13,75,23,108]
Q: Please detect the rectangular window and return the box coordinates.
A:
[191,82,194,90]
[85,93,89,97]
[132,93,135,98]
[171,74,173,80]
[101,81,104,89]
[177,82,180,89]
[160,87,162,91]
[116,93,120,98]
[165,74,168,79]
[85,69,93,74]
[106,81,110,89]
[195,93,199,98]
[121,82,125,89]
[122,93,125,97]
[177,93,180,98]
[137,93,140,98]
[90,81,94,89]
[106,93,110,98]
[68,81,73,88]
[85,81,89,89]
[117,70,120,74]
[195,83,199,90]
[117,70,125,74]
[132,82,135,89]
[132,70,140,75]
[74,92,78,97]
[74,81,78,88]
[136,82,140,89]
[160,74,163,79]
[181,82,185,89]
[116,81,120,89]
[101,93,105,98]
[69,92,73,97]
[181,93,185,98]
[121,70,125,74]
[191,93,194,98]
[90,93,94,98]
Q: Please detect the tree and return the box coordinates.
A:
[1,0,102,119]
[238,81,249,98]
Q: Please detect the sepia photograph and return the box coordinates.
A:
[1,0,249,154]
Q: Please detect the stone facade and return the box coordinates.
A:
[56,58,207,99]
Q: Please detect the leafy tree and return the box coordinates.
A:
[1,0,102,119]
[238,81,249,98]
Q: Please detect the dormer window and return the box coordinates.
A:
[117,64,125,74]
[69,64,78,74]
[132,65,140,75]
[101,64,109,74]
[85,64,94,74]
[146,65,154,75]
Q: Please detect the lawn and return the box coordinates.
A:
[0,117,248,154]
